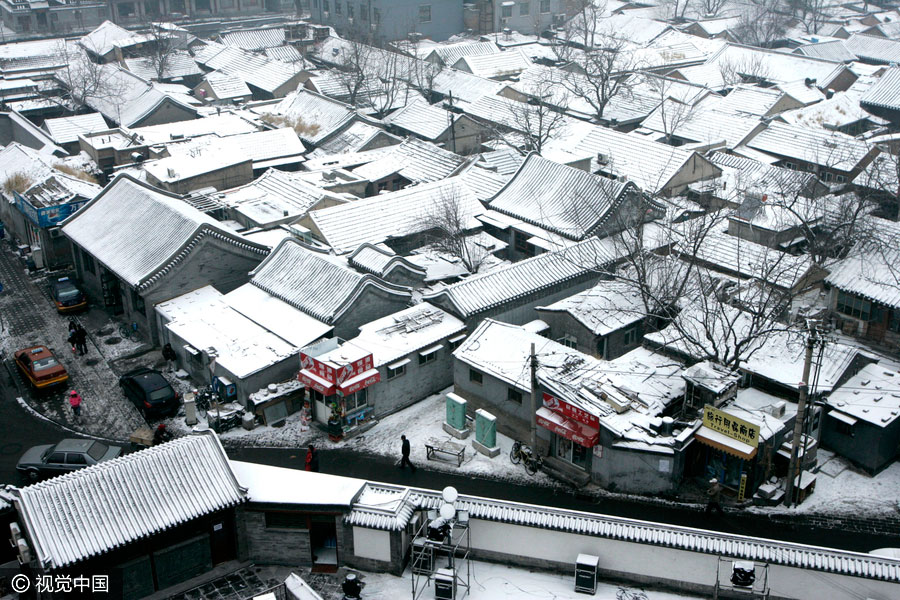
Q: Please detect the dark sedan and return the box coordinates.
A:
[16,439,123,481]
[50,277,87,313]
[119,367,181,418]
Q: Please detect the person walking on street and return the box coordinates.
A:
[400,434,416,472]
[706,478,724,515]
[69,390,83,421]
[162,343,177,372]
[305,444,319,472]
[73,325,88,356]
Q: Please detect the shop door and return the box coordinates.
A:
[309,516,338,572]
[210,515,236,565]
[553,435,592,471]
[101,269,124,314]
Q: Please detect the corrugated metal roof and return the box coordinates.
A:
[249,238,411,322]
[745,121,873,172]
[61,175,267,288]
[488,153,632,240]
[306,175,482,254]
[14,432,247,570]
[41,113,108,145]
[860,68,900,111]
[221,27,286,51]
[423,237,617,318]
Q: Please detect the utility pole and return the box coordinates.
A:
[530,342,538,451]
[784,324,818,507]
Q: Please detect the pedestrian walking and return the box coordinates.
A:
[305,444,319,472]
[67,319,78,337]
[399,434,416,472]
[69,390,83,421]
[162,343,177,372]
[73,325,88,356]
[67,322,78,354]
[705,478,723,515]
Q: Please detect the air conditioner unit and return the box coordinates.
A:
[49,227,62,239]
[597,152,610,165]
[553,13,566,26]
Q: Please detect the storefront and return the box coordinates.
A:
[694,404,760,493]
[298,347,380,439]
[536,393,600,473]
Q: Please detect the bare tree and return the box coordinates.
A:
[732,0,789,48]
[502,92,568,156]
[658,0,694,22]
[699,0,728,18]
[50,42,124,112]
[645,75,696,144]
[420,189,489,274]
[141,22,181,81]
[716,52,772,87]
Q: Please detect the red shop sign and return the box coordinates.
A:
[542,392,599,429]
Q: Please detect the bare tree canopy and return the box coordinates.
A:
[420,188,491,274]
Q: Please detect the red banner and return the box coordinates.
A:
[536,411,598,447]
[340,371,381,395]
[336,354,374,386]
[301,352,337,383]
[542,393,599,428]
[299,351,377,396]
[297,370,335,395]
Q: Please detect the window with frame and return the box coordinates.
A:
[836,290,871,321]
[836,174,846,183]
[265,512,308,529]
[540,0,550,12]
[783,162,796,170]
[418,349,438,365]
[513,230,535,256]
[323,0,329,10]
[131,288,145,315]
[344,387,368,413]
[447,336,465,351]
[622,324,639,346]
[360,3,368,20]
[419,4,431,22]
[501,5,512,18]
[469,369,483,385]
[507,387,522,404]
[335,1,341,14]
[373,7,380,22]
[823,171,833,182]
[348,3,354,17]
[519,1,529,15]
[387,363,406,380]
[557,334,577,349]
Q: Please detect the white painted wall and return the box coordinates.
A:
[353,526,391,562]
[467,519,900,600]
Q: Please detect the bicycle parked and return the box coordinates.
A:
[118,321,138,341]
[509,440,543,475]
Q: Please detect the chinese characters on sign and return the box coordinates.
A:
[703,405,760,448]
[542,393,600,428]
[299,351,379,396]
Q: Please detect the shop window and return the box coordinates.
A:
[557,334,577,349]
[419,4,431,22]
[344,387,368,413]
[507,388,522,404]
[387,363,406,380]
[131,288,145,316]
[622,324,639,346]
[836,290,871,321]
[418,349,437,365]
[469,369,483,385]
[519,1,529,15]
[265,512,308,529]
[540,0,550,12]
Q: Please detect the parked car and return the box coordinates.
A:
[14,346,68,389]
[16,439,123,481]
[50,276,87,313]
[119,367,181,418]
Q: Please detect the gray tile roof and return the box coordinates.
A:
[382,98,452,140]
[79,65,197,128]
[194,43,300,95]
[352,138,467,185]
[41,113,108,145]
[860,68,900,111]
[843,34,900,64]
[265,89,356,144]
[124,52,202,82]
[312,120,400,156]
[793,40,856,63]
[426,41,500,66]
[220,27,286,51]
[13,432,246,569]
[430,68,503,104]
[487,153,633,240]
[249,238,412,322]
[61,175,268,288]
[538,279,645,336]
[453,49,532,80]
[347,243,426,278]
[826,218,900,309]
[745,121,875,172]
[203,71,252,100]
[423,237,618,318]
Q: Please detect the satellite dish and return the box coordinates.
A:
[441,486,458,504]
[439,503,456,520]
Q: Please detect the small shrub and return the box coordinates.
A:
[53,163,98,184]
[2,172,33,195]
[260,113,320,137]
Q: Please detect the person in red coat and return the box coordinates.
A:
[305,444,319,472]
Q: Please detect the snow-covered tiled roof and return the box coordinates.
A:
[221,168,342,227]
[163,127,306,170]
[692,230,814,290]
[478,148,525,176]
[194,43,299,94]
[14,432,246,569]
[61,175,268,288]
[124,51,202,82]
[843,34,900,64]
[704,44,853,90]
[709,84,787,116]
[382,97,453,140]
[452,49,532,80]
[220,27,286,51]
[264,45,307,65]
[352,138,467,185]
[249,238,412,323]
[263,89,356,144]
[708,152,825,199]
[774,79,826,106]
[345,483,417,530]
[424,237,617,318]
[745,121,875,172]
[641,102,763,148]
[793,40,856,63]
[426,41,500,66]
[79,20,141,56]
[203,70,253,100]
[224,283,333,349]
[781,90,881,130]
[127,112,259,144]
[41,113,108,146]
[826,218,900,309]
[312,120,400,156]
[537,280,644,336]
[860,67,900,111]
[348,243,426,279]
[304,175,482,254]
[487,153,634,241]
[0,143,100,205]
[430,68,504,104]
[826,363,900,428]
[347,304,465,367]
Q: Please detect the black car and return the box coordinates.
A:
[119,367,181,418]
[17,439,123,481]
[50,276,87,313]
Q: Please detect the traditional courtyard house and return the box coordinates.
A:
[194,71,254,105]
[452,319,690,491]
[8,432,247,599]
[350,138,470,196]
[382,98,487,155]
[156,285,331,409]
[298,304,465,433]
[61,174,270,344]
[40,113,108,155]
[860,67,900,125]
[424,236,619,330]
[0,143,101,269]
[536,280,647,360]
[193,43,307,100]
[309,119,401,157]
[422,40,500,67]
[479,153,659,260]
[346,244,428,287]
[822,363,900,475]
[743,121,879,184]
[825,221,900,350]
[246,238,413,340]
